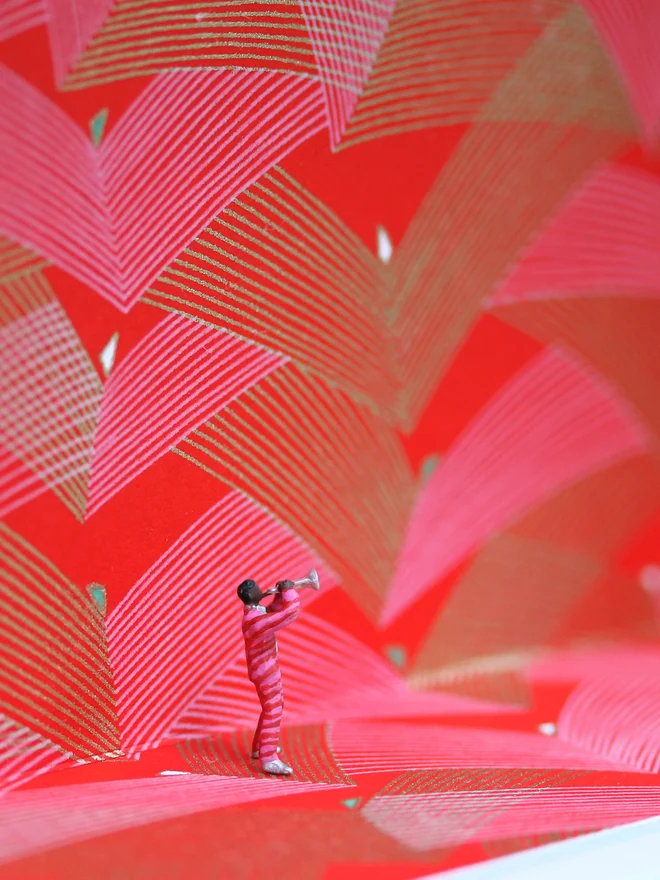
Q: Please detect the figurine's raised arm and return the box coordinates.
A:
[264,579,289,612]
[245,581,300,645]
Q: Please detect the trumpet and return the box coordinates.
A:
[291,568,320,591]
[262,569,320,597]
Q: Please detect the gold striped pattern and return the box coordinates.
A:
[361,769,590,849]
[63,1,318,91]
[386,3,631,423]
[0,714,71,793]
[145,6,632,432]
[178,723,351,784]
[557,568,656,644]
[0,239,49,284]
[0,523,120,758]
[178,728,263,778]
[174,360,415,620]
[421,668,533,709]
[299,0,395,146]
[361,769,593,852]
[0,272,52,329]
[509,456,660,559]
[144,166,392,411]
[0,273,103,520]
[340,0,629,148]
[300,0,392,95]
[494,297,660,449]
[482,5,635,130]
[408,458,660,694]
[373,767,585,797]
[392,122,625,427]
[411,533,601,676]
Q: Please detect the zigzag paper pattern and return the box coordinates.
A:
[2,2,660,877]
[0,63,326,310]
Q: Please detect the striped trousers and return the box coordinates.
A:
[251,666,284,761]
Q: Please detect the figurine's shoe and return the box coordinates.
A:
[260,758,293,776]
[251,747,280,759]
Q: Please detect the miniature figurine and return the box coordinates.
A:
[237,569,320,776]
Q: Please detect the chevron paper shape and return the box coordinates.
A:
[3,2,660,876]
[382,346,650,625]
[177,359,416,620]
[0,716,72,797]
[330,724,635,776]
[0,523,120,775]
[362,773,660,851]
[0,775,348,867]
[85,314,287,517]
[171,611,509,740]
[62,1,320,90]
[42,0,114,85]
[0,64,326,312]
[579,0,660,148]
[491,164,660,306]
[107,490,338,755]
[300,0,396,148]
[0,275,103,521]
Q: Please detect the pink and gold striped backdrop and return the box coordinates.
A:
[1,1,660,877]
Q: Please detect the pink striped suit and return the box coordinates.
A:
[242,587,300,765]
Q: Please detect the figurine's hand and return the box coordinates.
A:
[276,579,294,592]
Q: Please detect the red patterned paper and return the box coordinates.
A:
[1,1,660,878]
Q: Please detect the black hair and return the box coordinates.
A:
[237,579,262,606]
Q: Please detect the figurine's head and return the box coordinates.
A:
[237,579,262,606]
